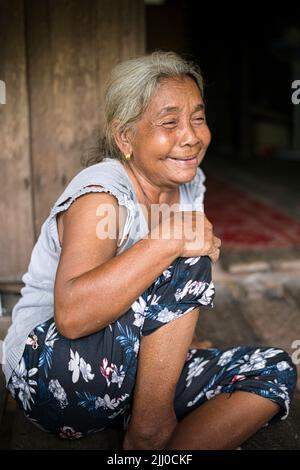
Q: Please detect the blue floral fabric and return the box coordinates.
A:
[7,256,297,439]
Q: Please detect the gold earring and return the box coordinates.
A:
[124,153,131,161]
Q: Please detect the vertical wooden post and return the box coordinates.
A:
[0,0,34,280]
[0,0,145,280]
[25,0,145,235]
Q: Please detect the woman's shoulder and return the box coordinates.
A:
[47,157,136,252]
[68,157,130,192]
[49,157,134,224]
[52,158,132,207]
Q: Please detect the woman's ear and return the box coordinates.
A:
[112,121,133,156]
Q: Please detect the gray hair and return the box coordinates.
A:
[83,51,204,167]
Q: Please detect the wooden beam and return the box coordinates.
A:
[0,0,34,279]
[25,0,145,234]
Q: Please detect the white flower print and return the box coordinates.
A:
[231,348,284,373]
[206,385,222,400]
[198,281,215,306]
[278,384,291,419]
[79,357,95,382]
[269,380,290,420]
[156,308,181,323]
[184,257,200,266]
[186,356,210,387]
[277,382,289,399]
[44,322,59,348]
[7,381,16,399]
[132,296,146,327]
[94,391,130,412]
[18,383,36,412]
[163,269,172,278]
[111,364,126,388]
[149,294,161,305]
[157,306,195,323]
[68,350,80,383]
[217,348,239,367]
[148,294,161,305]
[95,393,118,410]
[68,349,94,383]
[48,379,68,408]
[174,279,207,302]
[117,392,130,404]
[276,361,291,372]
[10,358,38,411]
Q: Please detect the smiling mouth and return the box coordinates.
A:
[166,155,198,162]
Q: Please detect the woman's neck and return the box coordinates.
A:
[124,162,180,207]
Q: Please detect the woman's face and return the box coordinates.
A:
[128,75,211,188]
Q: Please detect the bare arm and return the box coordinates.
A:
[54,192,220,339]
[54,192,182,339]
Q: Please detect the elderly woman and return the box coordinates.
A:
[3,51,297,450]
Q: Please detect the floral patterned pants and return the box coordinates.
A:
[8,256,297,439]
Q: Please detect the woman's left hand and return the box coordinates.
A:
[202,214,221,263]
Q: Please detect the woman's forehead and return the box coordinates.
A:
[148,77,203,115]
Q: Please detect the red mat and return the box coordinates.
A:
[204,177,300,249]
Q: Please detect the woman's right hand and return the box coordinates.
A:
[157,211,221,262]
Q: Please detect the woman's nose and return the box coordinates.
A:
[180,122,201,147]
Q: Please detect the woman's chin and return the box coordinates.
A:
[171,167,198,184]
[163,156,200,183]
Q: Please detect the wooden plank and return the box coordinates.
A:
[0,0,34,279]
[25,0,145,235]
[95,0,145,130]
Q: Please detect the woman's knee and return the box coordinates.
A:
[175,255,212,280]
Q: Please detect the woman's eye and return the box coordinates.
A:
[163,121,177,126]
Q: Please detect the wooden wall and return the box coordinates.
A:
[0,0,145,281]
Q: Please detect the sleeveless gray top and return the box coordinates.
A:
[2,157,207,384]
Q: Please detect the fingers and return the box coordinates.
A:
[209,247,220,263]
[183,213,221,260]
[208,236,222,263]
[214,236,222,248]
